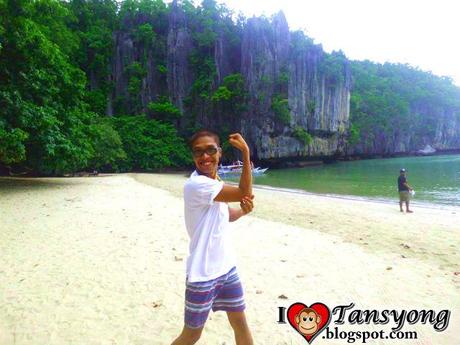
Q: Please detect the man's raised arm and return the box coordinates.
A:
[215,133,253,203]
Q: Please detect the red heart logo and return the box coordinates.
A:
[287,302,331,344]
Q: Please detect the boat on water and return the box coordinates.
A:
[417,144,436,155]
[218,161,268,176]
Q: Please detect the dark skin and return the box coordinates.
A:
[399,171,413,213]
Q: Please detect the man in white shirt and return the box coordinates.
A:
[171,130,254,345]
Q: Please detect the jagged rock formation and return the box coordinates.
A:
[109,4,459,162]
[434,109,460,149]
[167,2,193,115]
[347,102,460,156]
[239,13,350,160]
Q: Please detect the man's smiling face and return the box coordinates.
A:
[192,136,221,178]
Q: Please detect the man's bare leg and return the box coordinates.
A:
[171,326,203,345]
[227,311,254,345]
[406,200,413,213]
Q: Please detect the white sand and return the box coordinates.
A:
[0,174,459,344]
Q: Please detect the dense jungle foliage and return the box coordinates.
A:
[1,0,459,174]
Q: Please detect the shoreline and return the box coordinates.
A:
[3,172,457,210]
[2,150,459,178]
[240,182,460,211]
[1,173,459,344]
[258,150,460,168]
[133,172,460,283]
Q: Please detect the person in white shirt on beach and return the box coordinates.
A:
[171,130,254,345]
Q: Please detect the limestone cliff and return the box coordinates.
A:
[240,13,350,160]
[109,4,459,162]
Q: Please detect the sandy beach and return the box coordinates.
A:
[1,173,459,344]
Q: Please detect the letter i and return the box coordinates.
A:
[278,307,287,324]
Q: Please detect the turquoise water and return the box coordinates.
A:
[224,154,460,206]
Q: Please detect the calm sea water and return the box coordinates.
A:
[224,154,460,206]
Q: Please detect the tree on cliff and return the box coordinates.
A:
[349,61,460,154]
[2,0,460,175]
[0,0,189,175]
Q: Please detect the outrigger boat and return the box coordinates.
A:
[218,161,268,176]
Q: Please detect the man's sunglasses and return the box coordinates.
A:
[192,147,220,158]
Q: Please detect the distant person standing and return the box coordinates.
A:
[398,168,413,213]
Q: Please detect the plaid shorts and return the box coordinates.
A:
[184,267,245,329]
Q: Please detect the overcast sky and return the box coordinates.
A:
[219,0,460,86]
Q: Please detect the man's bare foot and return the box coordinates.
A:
[400,209,404,212]
[406,210,413,213]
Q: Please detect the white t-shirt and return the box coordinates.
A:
[183,171,236,282]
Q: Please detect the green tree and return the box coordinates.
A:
[147,98,182,122]
[349,60,460,153]
[271,95,291,125]
[320,50,347,84]
[0,0,99,174]
[212,73,248,115]
[0,0,188,176]
[110,115,192,171]
[87,118,126,171]
[65,0,118,114]
[292,126,312,146]
[0,123,28,167]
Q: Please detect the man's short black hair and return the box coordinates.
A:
[188,129,221,148]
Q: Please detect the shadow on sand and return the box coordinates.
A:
[0,176,93,194]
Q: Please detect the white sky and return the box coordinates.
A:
[219,0,460,86]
